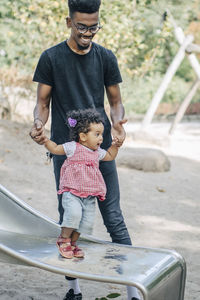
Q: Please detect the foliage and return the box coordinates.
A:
[0,0,67,74]
[0,0,200,113]
[121,70,197,115]
[95,293,121,300]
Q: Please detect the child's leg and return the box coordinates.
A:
[61,227,74,238]
[78,196,96,235]
[59,192,84,259]
[71,231,84,258]
[61,192,83,231]
[57,227,74,259]
[71,230,80,243]
[69,196,96,259]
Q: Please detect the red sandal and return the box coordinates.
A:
[56,236,74,259]
[71,242,84,258]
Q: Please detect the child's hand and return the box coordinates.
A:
[29,119,46,145]
[112,137,122,148]
[111,119,127,147]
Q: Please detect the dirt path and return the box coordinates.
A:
[0,119,199,300]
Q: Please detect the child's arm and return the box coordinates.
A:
[102,142,119,161]
[44,138,65,155]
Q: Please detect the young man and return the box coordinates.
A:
[30,1,141,299]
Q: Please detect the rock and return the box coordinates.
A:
[116,147,170,172]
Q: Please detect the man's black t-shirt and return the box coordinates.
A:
[33,41,122,149]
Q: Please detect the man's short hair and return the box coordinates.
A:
[68,0,101,17]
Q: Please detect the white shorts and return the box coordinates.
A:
[60,191,96,235]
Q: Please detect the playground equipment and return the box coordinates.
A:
[0,184,186,300]
[141,10,200,134]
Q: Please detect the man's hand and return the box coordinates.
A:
[29,118,46,145]
[111,119,127,147]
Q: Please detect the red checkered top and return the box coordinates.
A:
[58,142,106,201]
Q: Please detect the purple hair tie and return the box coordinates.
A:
[68,117,77,127]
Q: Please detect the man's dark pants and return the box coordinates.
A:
[53,156,132,280]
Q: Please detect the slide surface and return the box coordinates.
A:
[0,184,186,299]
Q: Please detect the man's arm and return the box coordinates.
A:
[30,83,52,145]
[106,84,127,146]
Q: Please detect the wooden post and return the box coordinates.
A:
[167,10,200,80]
[141,34,194,129]
[169,79,200,135]
[186,43,200,54]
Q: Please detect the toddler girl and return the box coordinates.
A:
[44,108,122,259]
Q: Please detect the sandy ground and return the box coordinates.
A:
[0,118,200,300]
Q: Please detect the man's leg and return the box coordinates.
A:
[53,155,65,224]
[99,160,131,245]
[53,155,82,300]
[99,160,141,300]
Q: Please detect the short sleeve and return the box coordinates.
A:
[62,141,76,157]
[104,50,122,87]
[33,51,53,86]
[98,147,107,160]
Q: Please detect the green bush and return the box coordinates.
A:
[121,71,197,115]
[0,0,199,114]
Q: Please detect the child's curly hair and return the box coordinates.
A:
[66,108,104,142]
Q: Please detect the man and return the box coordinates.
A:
[30,1,141,299]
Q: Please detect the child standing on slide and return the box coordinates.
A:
[43,108,123,259]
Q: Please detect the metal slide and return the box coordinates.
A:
[0,184,186,300]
